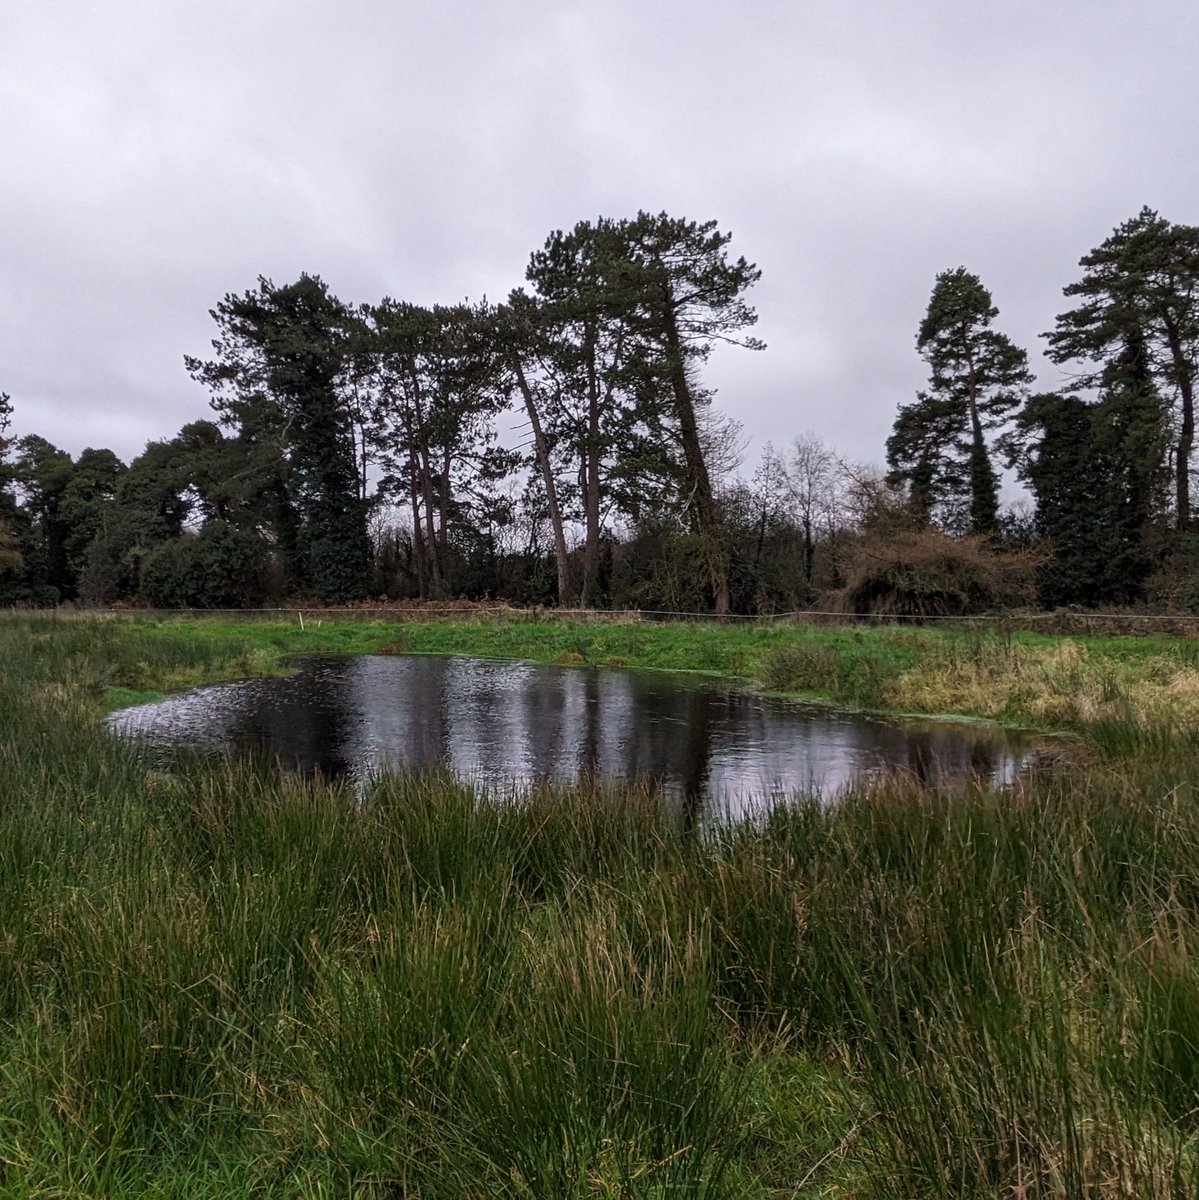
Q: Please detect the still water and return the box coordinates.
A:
[109,654,1039,818]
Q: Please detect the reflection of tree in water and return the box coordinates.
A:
[868,722,1006,786]
[234,661,357,781]
[676,688,714,830]
[562,672,716,824]
[609,681,718,827]
[116,656,1036,810]
[521,666,572,781]
[578,670,600,780]
[904,734,936,784]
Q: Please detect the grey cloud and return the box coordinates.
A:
[2,0,1196,470]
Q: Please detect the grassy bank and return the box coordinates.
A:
[3,616,1199,1195]
[65,609,1199,735]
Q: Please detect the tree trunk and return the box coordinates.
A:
[511,355,571,605]
[408,376,442,597]
[1178,390,1193,531]
[408,451,429,600]
[1165,317,1193,529]
[659,300,730,614]
[438,447,451,556]
[582,331,602,607]
[420,453,441,597]
[968,407,998,535]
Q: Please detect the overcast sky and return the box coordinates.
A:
[3,0,1197,476]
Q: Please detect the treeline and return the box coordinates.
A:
[1,206,1198,615]
[0,212,774,612]
[886,206,1199,609]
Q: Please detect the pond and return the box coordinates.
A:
[109,654,1041,819]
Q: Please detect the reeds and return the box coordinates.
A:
[3,617,1199,1195]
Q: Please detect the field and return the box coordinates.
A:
[2,613,1199,1196]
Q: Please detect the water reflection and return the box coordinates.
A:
[109,655,1038,819]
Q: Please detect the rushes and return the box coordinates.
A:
[6,618,1199,1194]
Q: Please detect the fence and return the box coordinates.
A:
[4,604,1199,638]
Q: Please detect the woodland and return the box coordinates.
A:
[1,205,1197,616]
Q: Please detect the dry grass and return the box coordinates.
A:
[883,638,1199,729]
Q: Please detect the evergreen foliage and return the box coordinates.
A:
[1011,393,1110,604]
[10,208,1199,613]
[613,212,764,612]
[1013,378,1167,606]
[887,268,1032,533]
[355,299,511,601]
[186,275,371,603]
[1046,207,1199,529]
[139,522,271,608]
[9,435,73,599]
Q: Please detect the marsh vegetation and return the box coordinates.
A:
[3,614,1199,1196]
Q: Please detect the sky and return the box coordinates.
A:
[2,0,1197,478]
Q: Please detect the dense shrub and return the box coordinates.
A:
[139,521,272,608]
[608,522,712,612]
[832,527,1042,616]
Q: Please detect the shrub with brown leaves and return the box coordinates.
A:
[831,527,1045,617]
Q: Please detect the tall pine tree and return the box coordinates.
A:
[887,268,1032,534]
[1010,342,1166,605]
[1046,208,1199,530]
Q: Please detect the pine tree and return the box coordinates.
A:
[1011,352,1167,605]
[1046,208,1199,529]
[610,212,764,612]
[887,268,1032,534]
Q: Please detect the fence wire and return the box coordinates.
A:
[4,604,1199,636]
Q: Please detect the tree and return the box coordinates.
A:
[1010,394,1111,604]
[1045,207,1199,530]
[492,291,574,605]
[0,390,11,462]
[117,436,199,543]
[887,268,1032,534]
[152,420,255,527]
[186,275,372,603]
[9,435,73,598]
[139,521,271,608]
[784,433,839,586]
[521,220,653,607]
[59,448,127,589]
[356,299,511,600]
[722,443,809,612]
[0,392,23,591]
[1012,352,1168,606]
[606,212,764,612]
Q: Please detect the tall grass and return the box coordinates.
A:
[3,616,1199,1194]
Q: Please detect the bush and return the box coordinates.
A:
[139,522,272,609]
[832,527,1042,617]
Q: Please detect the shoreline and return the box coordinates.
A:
[91,612,1199,739]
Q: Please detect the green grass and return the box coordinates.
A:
[54,609,1199,734]
[4,614,1199,1194]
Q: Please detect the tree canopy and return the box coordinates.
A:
[1045,207,1199,529]
[186,275,372,603]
